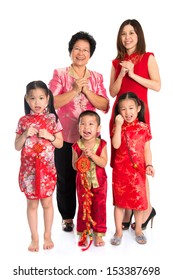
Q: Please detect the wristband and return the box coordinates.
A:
[146,164,153,169]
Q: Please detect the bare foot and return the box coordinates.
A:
[43,238,54,250]
[94,236,105,247]
[28,240,39,252]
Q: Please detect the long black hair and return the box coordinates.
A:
[116,19,146,60]
[115,92,145,123]
[24,80,58,122]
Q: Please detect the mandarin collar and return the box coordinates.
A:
[125,52,138,59]
[123,118,139,128]
[68,65,90,79]
[30,109,47,116]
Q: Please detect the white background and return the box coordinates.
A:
[0,0,172,279]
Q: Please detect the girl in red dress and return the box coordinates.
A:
[109,19,161,230]
[72,110,107,249]
[111,92,155,245]
[15,81,63,252]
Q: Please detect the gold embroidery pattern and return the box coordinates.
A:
[77,138,100,188]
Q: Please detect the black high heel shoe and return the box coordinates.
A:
[122,211,133,230]
[131,207,156,230]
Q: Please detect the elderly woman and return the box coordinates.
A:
[49,31,109,232]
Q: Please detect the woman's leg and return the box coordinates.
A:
[133,210,143,236]
[143,177,152,222]
[123,178,152,226]
[41,196,54,250]
[122,209,133,224]
[54,142,76,230]
[27,199,39,252]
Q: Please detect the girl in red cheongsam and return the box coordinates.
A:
[111,92,155,245]
[15,81,63,252]
[72,110,107,249]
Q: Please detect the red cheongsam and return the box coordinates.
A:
[112,119,152,210]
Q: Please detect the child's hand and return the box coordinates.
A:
[24,126,38,137]
[38,129,51,140]
[83,148,93,158]
[115,114,124,126]
[146,166,155,177]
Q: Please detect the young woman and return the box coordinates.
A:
[109,19,160,229]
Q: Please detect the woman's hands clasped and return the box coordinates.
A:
[120,60,134,78]
[72,78,89,95]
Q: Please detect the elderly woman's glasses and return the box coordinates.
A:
[73,47,90,54]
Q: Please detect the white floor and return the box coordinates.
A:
[1,88,172,280]
[1,73,172,280]
[1,149,172,279]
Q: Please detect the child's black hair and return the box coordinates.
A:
[78,110,101,125]
[24,80,58,122]
[115,92,145,122]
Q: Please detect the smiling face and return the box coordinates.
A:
[25,88,49,114]
[70,39,91,67]
[121,24,138,54]
[118,98,141,123]
[78,114,100,140]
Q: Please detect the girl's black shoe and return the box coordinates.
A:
[122,211,133,230]
[131,207,156,230]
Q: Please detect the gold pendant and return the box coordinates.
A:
[133,163,138,169]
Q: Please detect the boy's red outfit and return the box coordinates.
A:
[72,138,107,236]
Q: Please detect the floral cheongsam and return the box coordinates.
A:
[16,111,62,200]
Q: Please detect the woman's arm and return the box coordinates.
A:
[83,73,109,112]
[82,89,109,111]
[109,65,127,97]
[122,55,161,92]
[72,149,79,170]
[54,89,77,109]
